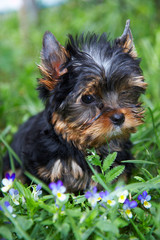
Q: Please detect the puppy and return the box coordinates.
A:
[3,20,147,193]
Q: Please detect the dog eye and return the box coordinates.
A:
[120,91,127,96]
[81,94,95,104]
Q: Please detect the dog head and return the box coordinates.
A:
[38,20,147,150]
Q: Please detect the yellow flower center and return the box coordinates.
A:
[126,209,131,214]
[144,200,150,208]
[125,209,132,218]
[57,192,62,198]
[120,195,125,200]
[107,200,112,205]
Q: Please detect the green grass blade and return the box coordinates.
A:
[24,171,51,194]
[0,135,22,166]
[122,160,157,165]
[8,151,15,172]
[130,219,146,240]
[148,107,160,149]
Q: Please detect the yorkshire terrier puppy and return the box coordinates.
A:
[3,20,147,193]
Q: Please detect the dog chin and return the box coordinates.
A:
[108,126,122,138]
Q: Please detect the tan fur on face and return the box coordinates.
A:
[82,76,103,96]
[52,104,144,150]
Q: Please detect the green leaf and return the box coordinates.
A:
[39,202,56,213]
[66,208,81,217]
[0,226,12,240]
[73,195,86,205]
[81,227,95,240]
[61,223,70,238]
[105,165,125,183]
[92,173,105,183]
[2,207,32,240]
[41,195,55,201]
[103,152,117,172]
[17,216,33,231]
[14,180,32,199]
[96,220,119,235]
[30,224,41,239]
[87,159,109,191]
[87,151,101,167]
[113,218,129,228]
[124,175,160,193]
[134,207,146,222]
[40,219,54,226]
[91,156,101,166]
[85,208,98,224]
[66,210,81,240]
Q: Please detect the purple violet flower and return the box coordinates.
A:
[0,201,16,217]
[4,201,16,217]
[138,191,151,209]
[9,188,20,205]
[85,187,100,208]
[116,189,129,203]
[49,180,66,201]
[123,198,138,218]
[1,173,16,192]
[32,184,42,201]
[4,201,13,213]
[99,190,116,206]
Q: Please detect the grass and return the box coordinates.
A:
[0,0,160,239]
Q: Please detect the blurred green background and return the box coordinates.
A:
[0,0,160,162]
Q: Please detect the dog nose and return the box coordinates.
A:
[110,113,125,126]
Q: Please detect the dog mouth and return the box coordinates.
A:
[109,126,122,137]
[108,125,136,139]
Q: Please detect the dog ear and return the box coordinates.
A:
[116,20,137,58]
[38,31,68,93]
